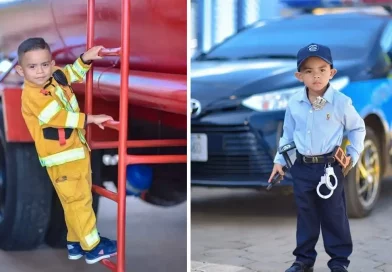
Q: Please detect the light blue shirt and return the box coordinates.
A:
[274,84,366,166]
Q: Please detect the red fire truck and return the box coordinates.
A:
[0,0,187,266]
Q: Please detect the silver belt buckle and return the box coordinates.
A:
[302,156,310,163]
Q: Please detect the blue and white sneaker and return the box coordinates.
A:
[85,237,117,264]
[67,242,85,260]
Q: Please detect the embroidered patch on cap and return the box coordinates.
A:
[308,44,319,52]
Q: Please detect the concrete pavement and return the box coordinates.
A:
[191,179,392,272]
[0,182,187,272]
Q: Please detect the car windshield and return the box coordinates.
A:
[199,16,385,61]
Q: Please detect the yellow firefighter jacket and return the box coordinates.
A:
[21,57,92,167]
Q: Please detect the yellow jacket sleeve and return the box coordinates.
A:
[23,90,86,129]
[62,56,92,84]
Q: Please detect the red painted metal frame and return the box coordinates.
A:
[99,47,122,56]
[1,88,31,142]
[117,0,131,269]
[90,138,187,149]
[85,0,186,271]
[85,0,95,146]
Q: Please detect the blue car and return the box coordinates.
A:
[191,12,392,218]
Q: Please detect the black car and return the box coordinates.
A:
[191,12,392,218]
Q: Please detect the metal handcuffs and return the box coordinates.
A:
[316,164,338,199]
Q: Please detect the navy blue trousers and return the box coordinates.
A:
[290,159,352,269]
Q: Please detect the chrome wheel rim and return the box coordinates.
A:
[356,139,380,209]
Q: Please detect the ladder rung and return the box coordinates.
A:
[91,139,187,149]
[92,185,118,202]
[101,259,117,271]
[127,154,187,164]
[99,47,121,56]
[103,120,120,131]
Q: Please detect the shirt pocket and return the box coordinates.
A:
[290,106,307,131]
[317,108,343,148]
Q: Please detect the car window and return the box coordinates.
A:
[201,16,385,61]
[380,21,392,53]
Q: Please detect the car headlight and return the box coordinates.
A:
[241,76,350,112]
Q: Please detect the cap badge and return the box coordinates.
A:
[308,44,319,52]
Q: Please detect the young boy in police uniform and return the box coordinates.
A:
[16,37,117,264]
[268,43,366,272]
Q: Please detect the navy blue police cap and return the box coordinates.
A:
[297,43,333,71]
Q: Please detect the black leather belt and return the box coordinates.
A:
[297,151,336,164]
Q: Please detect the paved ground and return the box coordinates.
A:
[191,179,392,272]
[0,183,187,272]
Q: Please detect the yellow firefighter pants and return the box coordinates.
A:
[45,146,100,251]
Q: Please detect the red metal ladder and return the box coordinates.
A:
[84,0,187,271]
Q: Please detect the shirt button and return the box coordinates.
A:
[307,150,311,154]
[309,110,313,113]
[307,130,310,134]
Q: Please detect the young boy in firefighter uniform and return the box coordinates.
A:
[268,43,366,272]
[16,37,116,264]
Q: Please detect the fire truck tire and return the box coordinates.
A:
[0,104,53,250]
[44,150,103,248]
[142,164,186,207]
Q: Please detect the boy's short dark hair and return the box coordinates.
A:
[17,37,51,61]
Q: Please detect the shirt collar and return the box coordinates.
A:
[297,83,335,103]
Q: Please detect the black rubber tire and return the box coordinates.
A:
[0,104,52,250]
[44,149,103,248]
[142,164,187,207]
[345,127,382,218]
